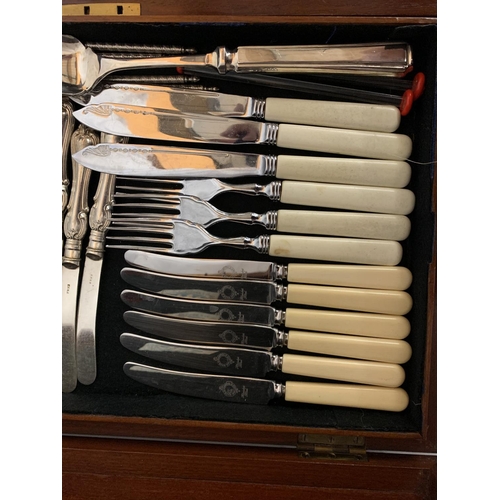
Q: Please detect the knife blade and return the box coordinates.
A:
[72,143,412,188]
[120,267,413,315]
[72,83,401,133]
[62,124,99,393]
[76,132,128,385]
[121,289,411,340]
[73,103,412,160]
[123,362,410,411]
[120,333,405,387]
[124,250,413,290]
[123,310,413,364]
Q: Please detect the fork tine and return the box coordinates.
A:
[114,192,183,200]
[108,225,174,235]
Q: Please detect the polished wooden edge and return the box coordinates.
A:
[62,15,437,24]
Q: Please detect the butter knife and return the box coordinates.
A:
[62,124,99,393]
[76,132,128,385]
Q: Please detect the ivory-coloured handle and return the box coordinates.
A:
[286,284,412,315]
[280,181,415,215]
[287,264,413,290]
[268,235,403,265]
[281,354,405,387]
[285,309,411,339]
[284,382,409,411]
[286,330,412,363]
[276,210,411,241]
[276,123,412,160]
[265,98,401,132]
[276,156,411,188]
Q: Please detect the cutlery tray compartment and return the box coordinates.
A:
[62,19,436,444]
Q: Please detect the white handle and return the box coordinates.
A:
[284,382,409,411]
[276,156,411,188]
[276,123,412,160]
[286,284,412,315]
[287,264,413,290]
[281,354,405,387]
[285,308,411,339]
[280,181,415,215]
[265,98,401,132]
[276,210,411,240]
[269,234,403,265]
[286,330,412,364]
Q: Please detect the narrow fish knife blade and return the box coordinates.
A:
[120,333,274,378]
[124,362,278,405]
[123,310,277,350]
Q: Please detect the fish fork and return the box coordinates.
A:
[106,219,403,265]
[111,195,411,241]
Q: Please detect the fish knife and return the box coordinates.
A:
[120,267,413,315]
[123,362,410,411]
[120,333,405,387]
[71,83,402,132]
[121,289,411,340]
[123,310,413,364]
[73,103,412,160]
[124,250,413,290]
[74,143,412,188]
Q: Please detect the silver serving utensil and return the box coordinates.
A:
[110,195,411,240]
[62,35,412,95]
[106,219,403,265]
[62,98,74,219]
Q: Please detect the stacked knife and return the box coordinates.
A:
[63,37,419,411]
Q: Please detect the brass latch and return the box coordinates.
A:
[62,3,141,16]
[297,434,367,461]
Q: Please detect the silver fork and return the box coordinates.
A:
[110,195,411,240]
[106,219,403,265]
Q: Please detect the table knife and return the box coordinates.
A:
[121,289,411,339]
[123,362,410,411]
[120,267,413,315]
[73,143,412,188]
[72,83,402,132]
[120,333,405,387]
[76,132,128,385]
[123,310,412,364]
[124,250,413,290]
[73,103,412,160]
[62,124,99,393]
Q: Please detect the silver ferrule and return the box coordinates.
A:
[257,210,278,230]
[275,264,288,280]
[275,381,286,400]
[274,308,285,325]
[260,155,278,176]
[249,98,266,119]
[276,328,288,348]
[253,181,282,201]
[260,122,279,145]
[270,354,283,372]
[250,234,271,254]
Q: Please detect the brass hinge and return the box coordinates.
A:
[62,3,141,16]
[297,434,367,461]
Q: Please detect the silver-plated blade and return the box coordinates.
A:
[123,361,280,404]
[120,333,274,377]
[62,266,80,393]
[123,311,278,350]
[73,104,268,146]
[74,84,254,118]
[124,250,279,281]
[72,143,265,178]
[120,267,279,304]
[75,257,103,385]
[121,289,277,326]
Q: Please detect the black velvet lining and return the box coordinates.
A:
[62,22,437,433]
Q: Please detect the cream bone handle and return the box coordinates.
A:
[284,382,409,411]
[279,181,415,215]
[276,210,411,241]
[286,330,412,364]
[281,354,405,388]
[268,235,403,266]
[287,264,413,290]
[275,124,412,161]
[284,284,412,315]
[265,98,401,133]
[284,309,411,340]
[275,156,411,188]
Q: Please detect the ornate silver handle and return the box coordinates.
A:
[62,98,74,216]
[86,133,129,260]
[63,125,99,268]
